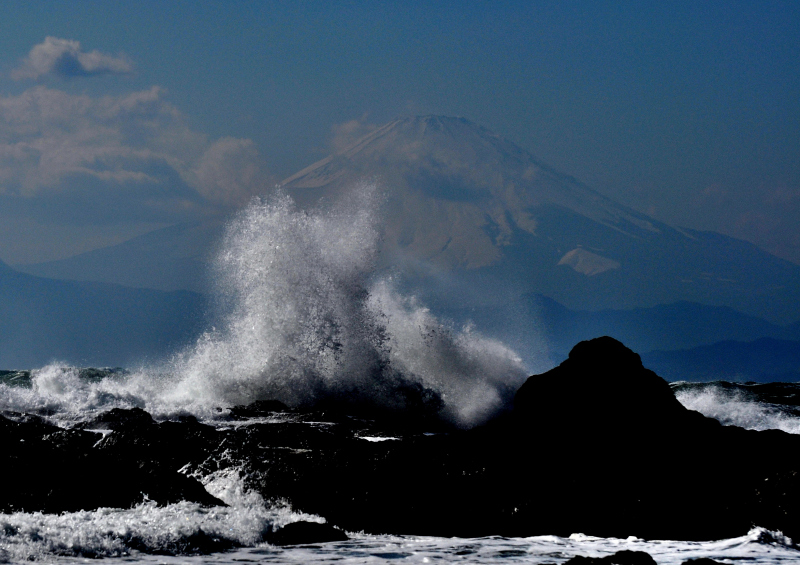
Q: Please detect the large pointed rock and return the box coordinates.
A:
[500,337,800,540]
[512,336,689,438]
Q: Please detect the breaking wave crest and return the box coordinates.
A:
[674,383,800,434]
[0,184,528,428]
[166,185,527,427]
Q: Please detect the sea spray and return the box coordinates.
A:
[166,183,527,427]
[0,365,152,425]
[674,382,800,434]
[366,280,525,425]
[0,183,528,427]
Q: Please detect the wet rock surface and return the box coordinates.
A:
[564,550,657,564]
[3,336,800,543]
[0,408,223,513]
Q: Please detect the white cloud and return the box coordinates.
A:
[0,85,268,222]
[190,138,265,208]
[12,37,134,80]
[330,115,379,153]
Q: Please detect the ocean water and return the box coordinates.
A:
[2,185,799,563]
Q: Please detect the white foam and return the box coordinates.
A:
[0,468,323,562]
[676,386,800,434]
[0,364,151,425]
[161,184,528,427]
[172,526,796,565]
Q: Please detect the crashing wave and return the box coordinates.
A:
[674,382,800,434]
[0,183,528,428]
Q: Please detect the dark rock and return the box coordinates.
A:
[83,406,155,430]
[157,530,240,555]
[229,399,291,419]
[564,550,657,564]
[236,337,800,541]
[121,530,240,555]
[0,410,224,513]
[265,521,348,546]
[512,336,689,439]
[170,413,200,424]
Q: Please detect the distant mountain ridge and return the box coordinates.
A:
[438,293,800,370]
[17,219,224,293]
[0,263,207,368]
[642,338,800,382]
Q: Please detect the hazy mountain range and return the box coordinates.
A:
[442,295,800,361]
[0,258,207,369]
[3,252,797,379]
[18,219,224,294]
[642,338,800,383]
[7,115,800,378]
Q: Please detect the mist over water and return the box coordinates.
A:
[0,183,529,428]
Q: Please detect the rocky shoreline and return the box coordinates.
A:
[3,337,800,550]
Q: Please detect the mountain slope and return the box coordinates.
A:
[282,115,800,324]
[0,262,207,368]
[17,219,224,293]
[285,115,664,270]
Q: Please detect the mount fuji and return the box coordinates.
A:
[281,116,800,325]
[15,115,800,369]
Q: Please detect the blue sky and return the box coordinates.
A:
[0,0,798,264]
